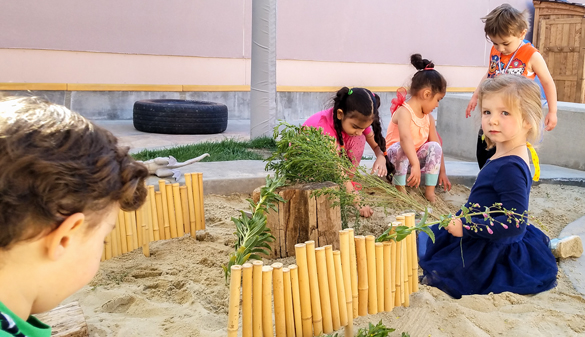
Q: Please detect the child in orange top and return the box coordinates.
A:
[386,54,451,203]
[465,3,558,168]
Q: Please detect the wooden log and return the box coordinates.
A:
[252,182,342,258]
[35,301,88,337]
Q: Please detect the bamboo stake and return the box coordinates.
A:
[332,251,348,327]
[184,173,197,236]
[345,228,359,318]
[272,263,286,337]
[180,186,190,235]
[172,183,184,237]
[144,187,154,242]
[262,265,274,337]
[383,241,393,312]
[294,244,314,337]
[402,213,414,299]
[123,211,134,252]
[165,185,178,238]
[136,207,144,248]
[118,210,128,254]
[192,172,203,231]
[365,235,377,315]
[305,240,323,336]
[196,172,205,230]
[155,191,166,241]
[242,263,253,337]
[338,231,353,337]
[315,247,333,334]
[130,211,139,250]
[289,265,304,337]
[354,235,368,317]
[282,267,295,337]
[402,236,410,307]
[324,246,340,331]
[252,261,264,337]
[148,186,160,241]
[141,203,150,257]
[375,242,384,313]
[142,224,150,257]
[227,265,242,337]
[104,232,112,260]
[404,212,419,293]
[390,238,398,307]
[158,180,171,240]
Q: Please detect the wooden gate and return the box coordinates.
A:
[533,0,585,103]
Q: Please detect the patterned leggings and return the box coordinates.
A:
[387,141,442,186]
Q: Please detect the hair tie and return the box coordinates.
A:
[348,88,353,95]
[383,151,387,156]
[390,87,407,115]
[527,142,540,182]
[424,65,434,71]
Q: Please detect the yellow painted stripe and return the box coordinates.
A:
[0,83,475,92]
[0,83,67,91]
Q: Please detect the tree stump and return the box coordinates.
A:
[34,301,88,337]
[253,182,342,258]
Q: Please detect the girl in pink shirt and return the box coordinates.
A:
[303,87,392,217]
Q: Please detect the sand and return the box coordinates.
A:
[65,184,585,337]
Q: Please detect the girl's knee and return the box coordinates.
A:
[427,141,442,153]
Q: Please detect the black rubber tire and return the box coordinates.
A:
[133,99,228,134]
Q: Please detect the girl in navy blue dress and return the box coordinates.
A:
[418,75,558,299]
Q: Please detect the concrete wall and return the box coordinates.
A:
[437,93,585,170]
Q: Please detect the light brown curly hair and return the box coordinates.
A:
[0,96,148,249]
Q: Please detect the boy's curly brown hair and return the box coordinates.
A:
[0,96,148,249]
[482,3,530,39]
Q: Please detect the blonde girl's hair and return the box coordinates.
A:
[482,3,530,39]
[478,74,543,150]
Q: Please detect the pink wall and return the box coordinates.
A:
[0,0,533,67]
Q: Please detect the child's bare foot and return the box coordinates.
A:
[396,185,407,194]
[424,186,436,203]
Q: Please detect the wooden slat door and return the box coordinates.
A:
[537,17,585,103]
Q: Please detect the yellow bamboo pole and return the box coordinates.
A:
[262,265,274,337]
[158,181,171,240]
[227,264,242,337]
[123,211,134,252]
[345,228,359,318]
[191,172,203,231]
[332,251,348,327]
[305,240,323,336]
[338,231,353,337]
[252,261,264,337]
[165,185,178,238]
[184,173,197,236]
[118,210,128,254]
[404,212,418,293]
[242,263,253,337]
[130,210,139,250]
[375,242,384,313]
[143,185,154,242]
[294,243,314,337]
[155,191,166,241]
[390,239,398,307]
[289,264,304,337]
[104,232,112,260]
[196,172,205,230]
[141,204,150,257]
[272,263,286,337]
[383,241,393,312]
[354,235,368,317]
[365,235,378,315]
[402,236,410,307]
[315,247,333,334]
[180,186,190,235]
[172,183,184,237]
[402,213,414,299]
[324,246,341,331]
[148,186,160,242]
[135,207,144,248]
[282,267,295,337]
[142,224,150,257]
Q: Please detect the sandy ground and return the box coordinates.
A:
[65,184,585,337]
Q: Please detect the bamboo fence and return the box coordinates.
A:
[227,212,419,336]
[100,173,206,262]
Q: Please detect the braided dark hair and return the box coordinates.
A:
[332,87,395,180]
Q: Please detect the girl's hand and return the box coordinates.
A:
[438,171,452,191]
[544,111,557,131]
[371,155,388,177]
[359,205,374,218]
[446,218,463,237]
[465,95,478,118]
[407,165,421,188]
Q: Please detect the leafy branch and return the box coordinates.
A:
[222,175,286,283]
[323,320,409,337]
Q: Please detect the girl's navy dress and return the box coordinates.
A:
[418,156,558,298]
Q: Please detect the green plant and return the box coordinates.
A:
[222,175,286,282]
[322,320,406,337]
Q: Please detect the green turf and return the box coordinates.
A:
[131,136,276,162]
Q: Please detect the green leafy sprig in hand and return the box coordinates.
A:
[376,202,533,244]
[222,175,286,283]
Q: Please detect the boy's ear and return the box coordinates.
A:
[520,29,527,40]
[45,213,86,261]
[336,109,344,120]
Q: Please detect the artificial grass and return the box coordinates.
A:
[132,136,277,162]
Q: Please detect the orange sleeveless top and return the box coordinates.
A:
[385,103,430,151]
[487,43,538,79]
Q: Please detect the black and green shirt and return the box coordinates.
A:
[0,302,50,337]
